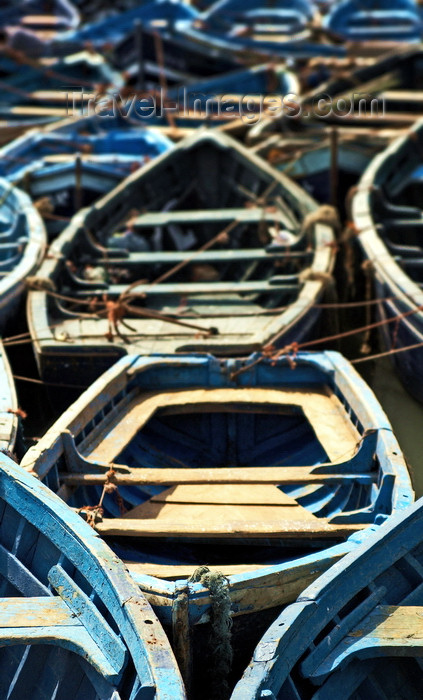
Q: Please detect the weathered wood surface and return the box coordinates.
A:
[75,279,300,297]
[124,561,268,579]
[87,387,360,465]
[95,517,361,539]
[128,545,351,625]
[28,130,336,364]
[311,605,423,680]
[0,450,187,699]
[132,207,289,227]
[60,467,377,486]
[97,248,312,265]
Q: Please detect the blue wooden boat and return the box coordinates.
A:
[0,51,123,129]
[311,47,423,127]
[175,0,347,61]
[325,0,422,42]
[352,118,423,404]
[111,1,243,78]
[0,119,172,239]
[27,130,337,387]
[250,47,423,141]
[253,127,390,205]
[21,350,414,695]
[231,495,423,699]
[113,63,299,129]
[0,0,80,33]
[0,449,185,699]
[199,0,315,37]
[56,0,240,77]
[0,177,46,332]
[59,0,197,51]
[165,63,299,119]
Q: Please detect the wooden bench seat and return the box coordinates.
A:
[308,605,423,681]
[98,248,311,266]
[72,279,300,297]
[133,207,289,228]
[60,466,377,487]
[95,516,361,540]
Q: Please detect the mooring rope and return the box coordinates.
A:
[189,566,233,699]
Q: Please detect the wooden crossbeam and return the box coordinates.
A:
[0,591,123,681]
[310,605,423,681]
[21,15,67,26]
[10,106,69,117]
[0,597,84,629]
[30,92,95,104]
[133,207,286,228]
[98,248,309,266]
[124,560,266,579]
[95,517,362,539]
[60,466,376,487]
[74,279,299,297]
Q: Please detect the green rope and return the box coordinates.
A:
[189,566,233,699]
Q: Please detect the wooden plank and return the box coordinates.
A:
[61,468,377,487]
[21,15,66,26]
[10,106,68,117]
[121,502,319,526]
[380,90,423,104]
[124,561,268,579]
[99,248,309,265]
[121,478,320,528]
[95,518,362,539]
[0,597,82,628]
[311,605,423,680]
[48,564,126,668]
[74,279,299,297]
[30,92,95,103]
[86,387,360,466]
[133,207,286,227]
[149,484,300,505]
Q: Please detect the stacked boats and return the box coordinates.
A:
[1,1,423,699]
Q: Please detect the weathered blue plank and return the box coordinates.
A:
[0,451,186,699]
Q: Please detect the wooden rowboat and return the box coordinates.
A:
[324,0,422,42]
[251,126,395,206]
[352,118,423,403]
[0,51,123,132]
[0,448,185,699]
[175,0,346,61]
[0,120,172,239]
[249,47,423,143]
[0,0,80,34]
[299,46,423,128]
[21,351,414,695]
[231,495,423,699]
[0,177,46,332]
[27,130,337,387]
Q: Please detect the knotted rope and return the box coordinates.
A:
[78,468,126,527]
